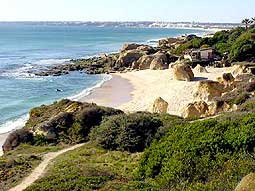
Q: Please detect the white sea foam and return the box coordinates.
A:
[1,58,70,80]
[0,114,29,134]
[68,74,112,101]
[34,58,70,66]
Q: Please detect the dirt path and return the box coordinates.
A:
[9,143,85,191]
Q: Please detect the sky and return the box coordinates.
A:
[0,0,254,23]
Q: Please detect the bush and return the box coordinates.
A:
[136,114,255,190]
[230,32,255,61]
[90,112,163,152]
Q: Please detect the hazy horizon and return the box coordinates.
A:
[0,0,254,23]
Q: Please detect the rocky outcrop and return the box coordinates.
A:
[194,80,225,102]
[158,38,179,48]
[132,55,154,70]
[120,43,155,54]
[150,52,169,70]
[217,73,235,87]
[32,112,74,140]
[208,101,232,116]
[120,43,141,52]
[132,52,169,70]
[116,50,145,68]
[232,63,255,77]
[235,173,255,191]
[194,64,208,73]
[3,100,123,153]
[173,63,194,81]
[152,97,169,113]
[182,101,209,119]
[2,129,34,153]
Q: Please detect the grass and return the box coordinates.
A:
[0,144,63,191]
[24,143,143,191]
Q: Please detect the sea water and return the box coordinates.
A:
[0,22,206,133]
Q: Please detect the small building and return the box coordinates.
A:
[184,48,215,62]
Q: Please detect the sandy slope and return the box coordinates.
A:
[116,67,233,116]
[8,144,85,191]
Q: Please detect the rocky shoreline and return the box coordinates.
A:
[34,35,201,77]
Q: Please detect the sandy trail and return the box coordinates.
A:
[8,143,84,191]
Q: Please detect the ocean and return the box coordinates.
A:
[0,22,206,134]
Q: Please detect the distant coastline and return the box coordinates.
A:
[0,21,240,30]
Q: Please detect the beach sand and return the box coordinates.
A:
[79,74,133,108]
[116,67,234,116]
[0,133,8,156]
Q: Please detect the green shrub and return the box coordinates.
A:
[136,114,255,190]
[90,112,163,152]
[230,32,255,61]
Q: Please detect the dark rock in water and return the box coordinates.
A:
[2,129,34,153]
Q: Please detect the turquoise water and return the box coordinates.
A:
[0,23,206,133]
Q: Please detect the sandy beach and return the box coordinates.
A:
[116,67,234,116]
[80,75,133,108]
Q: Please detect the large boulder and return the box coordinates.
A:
[235,173,255,191]
[150,52,168,70]
[158,38,179,48]
[173,63,194,81]
[194,80,225,102]
[136,45,156,54]
[194,64,208,73]
[182,101,209,119]
[217,73,235,87]
[132,55,154,70]
[120,43,155,54]
[132,52,169,70]
[2,129,34,153]
[152,97,169,113]
[120,43,141,52]
[208,101,232,116]
[117,50,145,68]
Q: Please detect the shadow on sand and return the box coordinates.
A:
[193,77,208,81]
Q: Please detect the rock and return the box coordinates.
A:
[158,38,179,48]
[194,64,208,73]
[132,52,169,70]
[246,81,255,92]
[117,50,145,68]
[232,63,255,77]
[208,101,232,116]
[132,55,154,70]
[150,52,169,70]
[152,97,169,113]
[136,45,156,54]
[120,44,155,54]
[182,101,209,119]
[33,112,74,140]
[194,80,225,102]
[2,129,34,153]
[235,173,255,191]
[173,63,194,81]
[232,64,246,76]
[120,43,141,52]
[217,73,235,87]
